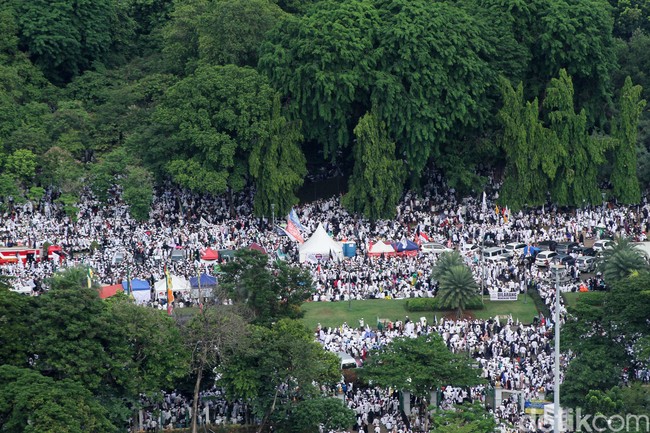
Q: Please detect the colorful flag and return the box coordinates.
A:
[285,220,304,243]
[418,232,430,244]
[165,266,174,315]
[288,208,306,231]
[86,267,93,288]
[495,204,500,215]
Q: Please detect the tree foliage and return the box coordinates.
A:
[219,319,340,432]
[342,112,404,220]
[611,76,646,204]
[249,95,307,217]
[219,249,313,326]
[544,70,606,205]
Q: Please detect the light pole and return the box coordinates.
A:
[481,232,485,305]
[553,267,561,432]
[271,203,275,227]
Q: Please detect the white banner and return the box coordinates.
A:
[490,292,518,301]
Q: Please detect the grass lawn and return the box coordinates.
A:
[562,292,581,308]
[300,296,539,331]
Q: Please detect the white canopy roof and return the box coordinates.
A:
[154,275,192,300]
[368,241,395,254]
[299,223,343,263]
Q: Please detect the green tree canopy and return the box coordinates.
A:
[543,69,606,206]
[611,76,646,204]
[361,334,483,431]
[219,249,313,326]
[11,0,130,83]
[0,365,114,433]
[342,111,405,220]
[153,65,276,195]
[218,319,341,432]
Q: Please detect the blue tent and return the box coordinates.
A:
[393,239,419,252]
[190,273,217,288]
[121,278,150,291]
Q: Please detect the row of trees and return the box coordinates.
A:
[561,240,650,426]
[0,249,497,432]
[1,0,650,221]
[0,252,356,433]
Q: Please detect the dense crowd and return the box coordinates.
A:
[2,169,647,432]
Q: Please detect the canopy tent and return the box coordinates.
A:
[391,239,419,257]
[121,279,151,305]
[298,223,344,263]
[201,248,219,261]
[189,273,218,288]
[154,275,191,300]
[248,243,267,254]
[99,284,123,299]
[367,241,397,257]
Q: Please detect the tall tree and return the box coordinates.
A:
[371,0,496,178]
[526,0,616,125]
[258,0,380,160]
[218,319,341,433]
[198,0,285,67]
[183,305,248,433]
[543,69,605,206]
[11,0,131,83]
[342,112,405,220]
[361,334,483,432]
[248,95,307,217]
[611,76,646,204]
[219,249,313,326]
[153,65,276,196]
[498,79,562,209]
[0,366,115,433]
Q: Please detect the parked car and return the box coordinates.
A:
[593,239,615,252]
[505,242,527,255]
[551,253,576,266]
[461,243,480,253]
[576,256,596,273]
[535,250,558,267]
[573,246,596,257]
[555,242,580,254]
[537,240,558,251]
[421,242,452,254]
[483,247,510,262]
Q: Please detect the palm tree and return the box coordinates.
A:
[430,250,464,282]
[597,238,648,286]
[437,264,479,318]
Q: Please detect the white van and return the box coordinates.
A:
[337,352,358,369]
[483,247,508,263]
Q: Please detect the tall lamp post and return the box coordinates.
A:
[551,266,562,432]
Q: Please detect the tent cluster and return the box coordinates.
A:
[367,239,419,258]
[100,273,217,303]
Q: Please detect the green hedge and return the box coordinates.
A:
[575,291,606,306]
[405,296,484,312]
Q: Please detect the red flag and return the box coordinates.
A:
[285,220,304,243]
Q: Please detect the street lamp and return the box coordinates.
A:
[546,265,563,432]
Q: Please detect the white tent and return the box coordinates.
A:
[154,274,192,300]
[299,223,344,263]
[368,241,395,255]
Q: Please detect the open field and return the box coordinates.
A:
[300,296,539,331]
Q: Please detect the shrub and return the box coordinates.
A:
[405,296,484,312]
